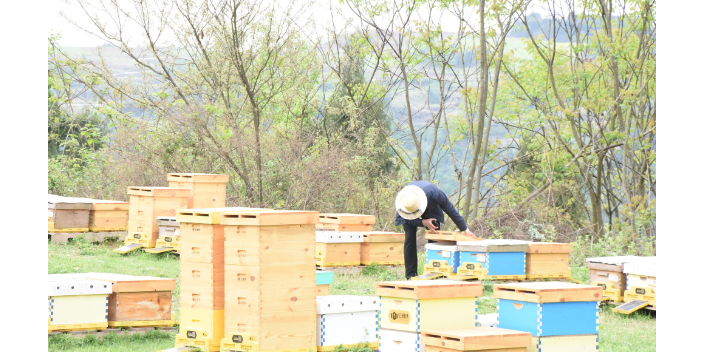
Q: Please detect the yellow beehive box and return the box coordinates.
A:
[220,209,318,352]
[360,231,405,265]
[89,201,129,231]
[376,280,482,333]
[175,308,225,351]
[167,173,229,209]
[525,243,572,280]
[48,294,110,332]
[528,335,599,352]
[421,327,531,351]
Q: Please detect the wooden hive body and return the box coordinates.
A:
[317,213,375,232]
[167,173,229,209]
[220,209,319,352]
[126,187,190,248]
[458,240,530,278]
[89,201,129,231]
[359,231,405,265]
[425,243,461,273]
[379,328,424,352]
[421,327,531,351]
[525,243,572,280]
[47,274,113,331]
[586,256,651,303]
[527,335,598,352]
[494,282,602,337]
[623,258,657,307]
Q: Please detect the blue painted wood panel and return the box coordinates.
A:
[497,299,599,337]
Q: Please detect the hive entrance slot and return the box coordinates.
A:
[442,336,461,342]
[399,287,415,291]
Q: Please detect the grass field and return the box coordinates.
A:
[48,238,655,352]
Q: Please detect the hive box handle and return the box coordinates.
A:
[513,303,524,309]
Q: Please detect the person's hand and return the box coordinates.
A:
[422,218,439,234]
[464,228,479,239]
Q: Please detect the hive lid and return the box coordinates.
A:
[421,327,531,351]
[177,207,269,224]
[167,173,229,183]
[126,187,191,197]
[318,213,376,225]
[316,295,379,314]
[48,274,113,296]
[360,231,405,243]
[221,209,319,226]
[316,271,334,285]
[493,282,602,303]
[623,257,656,277]
[457,239,531,253]
[48,195,94,210]
[527,242,572,254]
[316,231,364,243]
[81,273,176,292]
[426,231,481,243]
[376,280,482,299]
[425,243,459,252]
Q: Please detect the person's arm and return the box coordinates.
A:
[437,192,468,231]
[406,218,424,227]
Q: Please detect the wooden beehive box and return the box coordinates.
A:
[167,173,229,209]
[316,213,375,232]
[89,201,129,231]
[425,243,461,273]
[219,209,318,352]
[82,273,176,327]
[421,327,531,352]
[379,329,424,352]
[586,256,648,303]
[315,231,363,267]
[376,280,482,333]
[494,282,602,337]
[527,335,599,352]
[48,196,93,231]
[525,243,572,280]
[126,187,190,248]
[316,295,379,349]
[48,275,113,332]
[316,271,334,296]
[623,258,657,307]
[457,240,531,279]
[425,231,481,243]
[360,231,405,265]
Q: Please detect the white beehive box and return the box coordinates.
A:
[379,328,424,352]
[316,295,379,348]
[315,231,364,243]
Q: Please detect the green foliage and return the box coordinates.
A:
[333,342,375,352]
[48,330,175,352]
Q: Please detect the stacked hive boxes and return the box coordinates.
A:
[359,231,405,266]
[316,295,379,350]
[117,187,190,252]
[377,280,483,352]
[174,208,243,351]
[48,274,112,331]
[456,240,531,280]
[89,200,130,231]
[219,209,318,352]
[424,243,461,275]
[494,282,603,352]
[317,213,375,232]
[48,196,93,233]
[316,271,334,296]
[622,258,656,309]
[421,327,531,352]
[315,230,363,267]
[167,173,229,208]
[524,243,572,280]
[586,256,650,303]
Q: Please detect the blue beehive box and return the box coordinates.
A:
[494,282,603,337]
[316,270,334,285]
[425,243,460,273]
[457,239,530,278]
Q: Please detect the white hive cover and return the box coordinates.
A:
[315,231,364,243]
[457,239,532,246]
[48,274,112,296]
[425,243,459,251]
[316,295,380,314]
[586,256,654,265]
[623,257,656,277]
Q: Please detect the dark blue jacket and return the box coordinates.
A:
[394,181,468,231]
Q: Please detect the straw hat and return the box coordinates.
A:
[395,185,428,220]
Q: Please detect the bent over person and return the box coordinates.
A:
[395,181,478,279]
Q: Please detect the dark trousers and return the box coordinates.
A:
[403,224,418,279]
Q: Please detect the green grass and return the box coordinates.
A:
[49,240,655,351]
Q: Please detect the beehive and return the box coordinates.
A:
[219,209,319,352]
[48,274,113,332]
[525,243,572,280]
[175,207,258,351]
[89,201,129,231]
[316,271,334,296]
[377,280,482,335]
[379,329,424,352]
[424,243,461,274]
[315,231,363,267]
[623,258,656,307]
[167,173,229,209]
[82,273,176,327]
[457,240,530,280]
[157,217,180,238]
[586,256,651,303]
[494,282,602,337]
[125,187,190,248]
[360,231,405,265]
[316,295,379,350]
[316,213,375,232]
[48,195,93,232]
[527,335,598,352]
[421,327,531,352]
